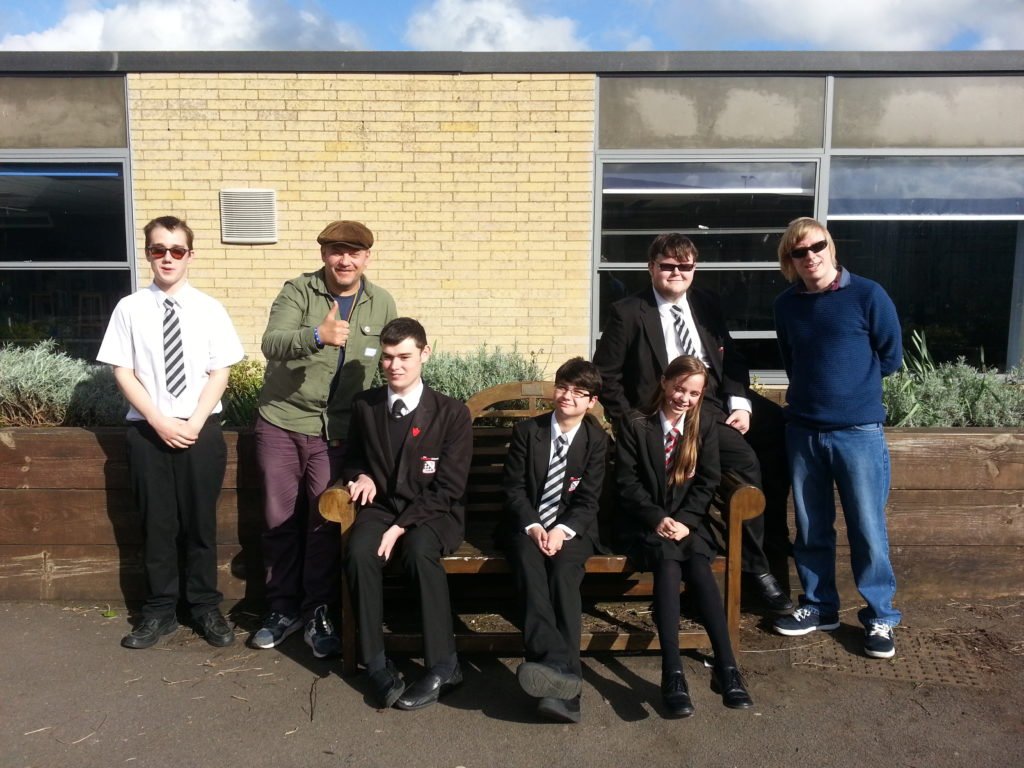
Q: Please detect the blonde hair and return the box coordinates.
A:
[644,355,707,486]
[777,217,838,283]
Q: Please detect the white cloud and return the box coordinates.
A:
[405,0,588,51]
[651,0,1024,51]
[0,0,364,51]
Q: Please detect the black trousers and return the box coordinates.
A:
[125,417,226,621]
[344,517,456,669]
[710,392,791,576]
[507,532,593,677]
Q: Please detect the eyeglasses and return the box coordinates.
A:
[145,244,191,259]
[787,240,828,260]
[655,262,696,273]
[554,384,593,400]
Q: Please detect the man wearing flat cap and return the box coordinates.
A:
[250,220,397,659]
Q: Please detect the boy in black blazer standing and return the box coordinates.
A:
[342,318,473,711]
[500,358,609,723]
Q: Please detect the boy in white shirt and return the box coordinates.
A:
[98,216,244,649]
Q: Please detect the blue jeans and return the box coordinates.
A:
[786,422,901,628]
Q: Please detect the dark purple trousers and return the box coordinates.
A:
[255,416,345,620]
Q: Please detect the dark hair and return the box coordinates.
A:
[380,317,428,349]
[648,233,698,264]
[643,355,708,485]
[144,216,194,250]
[554,357,602,397]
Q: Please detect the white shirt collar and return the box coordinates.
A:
[148,281,195,308]
[653,287,689,314]
[660,411,685,436]
[388,380,424,416]
[549,413,584,448]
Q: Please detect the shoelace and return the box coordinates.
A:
[313,608,334,634]
[868,623,893,638]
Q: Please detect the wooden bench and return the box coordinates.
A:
[320,381,765,675]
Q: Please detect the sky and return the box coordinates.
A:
[0,0,1022,52]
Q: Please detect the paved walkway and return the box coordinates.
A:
[3,598,1021,768]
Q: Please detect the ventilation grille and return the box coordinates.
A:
[219,189,278,244]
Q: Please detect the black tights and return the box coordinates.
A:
[653,555,737,675]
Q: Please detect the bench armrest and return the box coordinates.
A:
[319,481,357,531]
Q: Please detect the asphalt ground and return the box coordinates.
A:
[2,598,1022,768]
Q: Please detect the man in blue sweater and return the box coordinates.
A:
[772,217,902,660]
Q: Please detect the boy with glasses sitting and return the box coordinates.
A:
[498,357,609,723]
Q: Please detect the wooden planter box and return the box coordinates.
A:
[1,427,1022,602]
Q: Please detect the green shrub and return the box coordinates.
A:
[0,340,126,427]
[222,356,266,427]
[379,345,547,402]
[883,332,1024,427]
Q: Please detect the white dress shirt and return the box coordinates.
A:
[97,283,244,421]
[653,290,752,415]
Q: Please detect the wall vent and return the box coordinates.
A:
[219,188,278,244]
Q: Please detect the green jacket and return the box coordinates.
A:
[258,270,397,440]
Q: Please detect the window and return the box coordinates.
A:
[0,161,131,359]
[828,156,1024,370]
[596,160,817,376]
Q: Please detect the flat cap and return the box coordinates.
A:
[317,220,374,249]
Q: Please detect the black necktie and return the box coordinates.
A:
[391,398,406,420]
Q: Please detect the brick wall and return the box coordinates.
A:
[127,73,596,373]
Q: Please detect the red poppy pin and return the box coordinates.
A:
[411,427,421,437]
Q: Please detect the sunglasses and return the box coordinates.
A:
[145,245,191,259]
[655,262,696,273]
[788,240,828,260]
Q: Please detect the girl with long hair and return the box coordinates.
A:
[615,354,753,717]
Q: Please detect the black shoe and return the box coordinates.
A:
[195,608,235,647]
[711,666,754,709]
[395,664,463,711]
[749,572,795,615]
[368,660,406,709]
[121,616,179,649]
[517,662,582,700]
[537,695,581,723]
[661,670,694,718]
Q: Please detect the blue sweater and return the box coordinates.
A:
[774,270,902,430]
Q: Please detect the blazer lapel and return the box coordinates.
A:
[530,419,551,505]
[401,387,436,479]
[640,290,670,372]
[687,291,725,381]
[374,391,394,473]
[644,413,667,504]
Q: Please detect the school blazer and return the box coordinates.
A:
[499,413,609,547]
[614,404,721,561]
[593,286,751,424]
[342,385,473,553]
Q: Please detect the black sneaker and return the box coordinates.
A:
[773,606,840,636]
[121,616,179,649]
[864,621,896,659]
[250,611,301,649]
[196,609,235,647]
[304,605,341,659]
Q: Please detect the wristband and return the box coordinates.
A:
[313,327,324,349]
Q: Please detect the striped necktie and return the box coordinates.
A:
[664,428,680,470]
[163,298,186,398]
[537,434,568,530]
[670,304,696,357]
